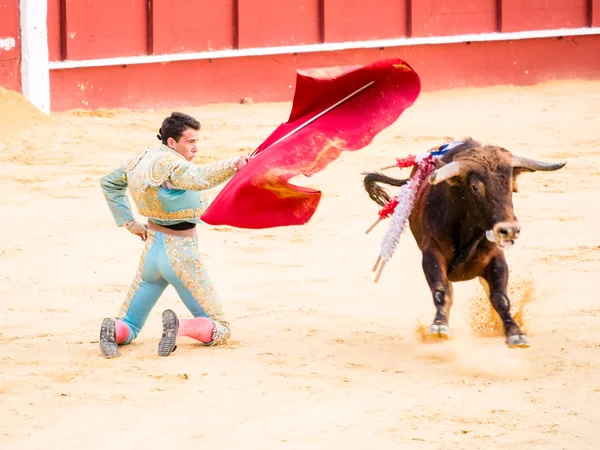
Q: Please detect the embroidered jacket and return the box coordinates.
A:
[100,145,236,226]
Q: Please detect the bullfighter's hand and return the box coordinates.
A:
[124,220,148,242]
[231,155,250,172]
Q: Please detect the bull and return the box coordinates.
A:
[362,138,566,348]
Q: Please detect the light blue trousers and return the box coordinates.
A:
[116,230,230,346]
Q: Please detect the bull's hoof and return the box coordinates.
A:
[429,324,451,341]
[506,334,530,349]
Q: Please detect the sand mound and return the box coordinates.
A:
[0,87,53,142]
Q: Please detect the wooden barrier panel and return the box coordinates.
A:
[501,0,587,32]
[150,0,236,54]
[49,34,600,111]
[593,0,600,27]
[47,0,61,61]
[0,0,21,91]
[411,0,497,37]
[323,0,408,42]
[238,0,320,48]
[62,0,147,60]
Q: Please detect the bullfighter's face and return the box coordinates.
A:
[169,127,200,162]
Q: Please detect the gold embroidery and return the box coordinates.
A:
[163,234,230,345]
[137,207,205,221]
[169,159,234,191]
[147,151,185,187]
[117,232,155,319]
[209,321,230,346]
[133,185,207,221]
[122,145,234,223]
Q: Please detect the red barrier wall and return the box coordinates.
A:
[44,0,598,60]
[3,0,600,110]
[49,34,600,111]
[0,0,21,92]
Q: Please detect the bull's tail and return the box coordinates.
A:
[362,172,410,207]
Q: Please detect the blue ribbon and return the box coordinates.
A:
[431,140,464,157]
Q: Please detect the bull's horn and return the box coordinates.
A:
[512,155,566,171]
[428,161,464,184]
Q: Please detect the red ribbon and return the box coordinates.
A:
[377,154,437,220]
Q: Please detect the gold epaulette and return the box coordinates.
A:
[146,150,186,187]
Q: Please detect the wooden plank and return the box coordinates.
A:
[499,0,522,33]
[412,0,497,37]
[0,1,20,91]
[47,0,62,61]
[0,0,20,91]
[323,0,408,42]
[520,0,587,30]
[592,0,600,27]
[0,60,21,92]
[502,0,588,31]
[322,0,344,42]
[63,0,147,60]
[238,0,320,48]
[151,0,236,55]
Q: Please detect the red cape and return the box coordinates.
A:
[201,58,420,229]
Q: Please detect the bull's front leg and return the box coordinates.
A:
[422,247,454,340]
[482,254,530,348]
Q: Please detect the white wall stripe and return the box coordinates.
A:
[20,0,50,114]
[47,27,600,70]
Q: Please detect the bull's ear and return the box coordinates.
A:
[512,167,532,192]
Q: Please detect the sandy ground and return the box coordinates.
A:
[1,80,599,449]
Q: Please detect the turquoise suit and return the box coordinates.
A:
[100,145,236,346]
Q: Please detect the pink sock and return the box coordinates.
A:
[114,319,130,344]
[178,317,215,343]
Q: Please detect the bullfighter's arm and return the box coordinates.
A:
[100,166,135,226]
[166,159,236,191]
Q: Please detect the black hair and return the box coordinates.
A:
[157,112,200,145]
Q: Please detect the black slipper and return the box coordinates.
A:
[99,318,119,358]
[158,309,179,356]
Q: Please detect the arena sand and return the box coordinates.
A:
[1,81,599,449]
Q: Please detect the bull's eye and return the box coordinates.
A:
[471,182,480,193]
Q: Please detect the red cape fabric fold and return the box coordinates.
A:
[201,58,421,229]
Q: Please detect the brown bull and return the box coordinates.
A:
[363,138,566,348]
